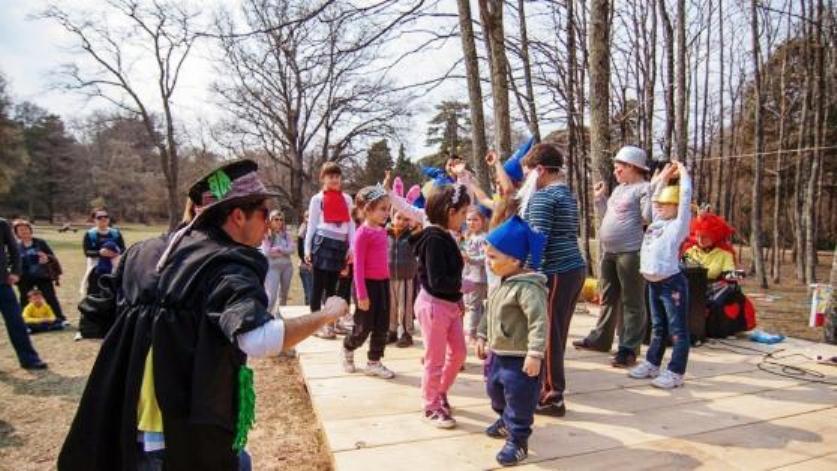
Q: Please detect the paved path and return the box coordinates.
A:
[285,306,837,470]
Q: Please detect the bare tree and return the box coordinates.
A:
[41,0,199,230]
[456,0,490,189]
[213,0,410,217]
[589,0,612,198]
[749,0,769,288]
[478,0,512,157]
[675,0,687,162]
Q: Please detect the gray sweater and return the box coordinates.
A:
[596,181,654,254]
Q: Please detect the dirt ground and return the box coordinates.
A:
[0,226,832,470]
[0,225,332,470]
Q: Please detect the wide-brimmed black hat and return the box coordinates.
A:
[188,159,280,222]
[156,159,279,271]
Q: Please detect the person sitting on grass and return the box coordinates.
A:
[22,288,64,333]
[475,215,547,467]
[629,161,693,389]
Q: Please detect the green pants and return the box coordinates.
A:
[585,251,646,353]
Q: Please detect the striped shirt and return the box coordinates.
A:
[524,183,586,275]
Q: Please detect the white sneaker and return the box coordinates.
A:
[364,361,395,379]
[628,360,660,379]
[652,369,684,389]
[341,348,355,373]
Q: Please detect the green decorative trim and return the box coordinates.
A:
[207,169,233,201]
[233,365,256,452]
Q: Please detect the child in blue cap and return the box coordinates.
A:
[475,215,547,467]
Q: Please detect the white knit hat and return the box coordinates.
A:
[613,146,649,171]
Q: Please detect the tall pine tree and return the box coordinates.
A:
[360,139,394,187]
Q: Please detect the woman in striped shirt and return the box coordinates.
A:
[521,143,587,418]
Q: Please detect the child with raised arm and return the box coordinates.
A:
[629,161,694,389]
[341,186,396,379]
[461,206,488,342]
[476,215,547,467]
[305,162,355,339]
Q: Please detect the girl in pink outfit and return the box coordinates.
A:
[411,184,472,429]
[341,186,396,379]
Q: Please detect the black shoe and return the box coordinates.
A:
[440,393,453,415]
[485,419,509,439]
[572,337,609,352]
[22,361,48,370]
[386,331,398,344]
[496,440,528,466]
[396,333,413,348]
[610,350,637,368]
[534,398,566,417]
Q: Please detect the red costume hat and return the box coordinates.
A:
[682,213,735,255]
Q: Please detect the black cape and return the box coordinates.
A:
[59,227,272,470]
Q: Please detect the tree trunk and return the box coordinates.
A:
[805,0,826,284]
[456,0,490,190]
[517,0,540,141]
[479,0,512,157]
[588,0,612,199]
[772,53,790,283]
[699,0,712,203]
[748,0,768,289]
[713,0,725,214]
[566,0,579,192]
[675,0,687,163]
[644,1,657,161]
[658,0,675,160]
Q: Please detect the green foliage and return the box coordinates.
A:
[425,100,472,157]
[359,139,394,187]
[0,73,28,194]
[392,144,421,190]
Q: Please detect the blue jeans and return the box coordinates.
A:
[137,448,252,471]
[646,272,690,375]
[486,355,541,444]
[299,266,313,306]
[0,283,42,366]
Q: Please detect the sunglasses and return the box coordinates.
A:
[95,215,109,220]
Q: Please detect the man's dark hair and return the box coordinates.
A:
[199,198,267,229]
[425,185,471,226]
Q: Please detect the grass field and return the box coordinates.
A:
[0,224,831,469]
[0,224,330,470]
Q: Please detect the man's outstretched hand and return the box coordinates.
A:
[322,296,349,321]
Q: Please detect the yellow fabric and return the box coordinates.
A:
[580,277,599,302]
[22,303,56,324]
[137,348,164,433]
[684,246,735,280]
[654,185,680,204]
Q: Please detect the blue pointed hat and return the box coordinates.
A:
[502,136,535,183]
[486,215,546,269]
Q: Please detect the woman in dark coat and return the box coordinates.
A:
[12,219,65,322]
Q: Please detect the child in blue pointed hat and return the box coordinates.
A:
[475,215,548,467]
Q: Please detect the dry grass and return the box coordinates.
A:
[0,225,331,470]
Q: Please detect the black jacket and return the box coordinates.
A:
[0,218,21,283]
[411,226,463,303]
[59,227,273,471]
[19,237,59,282]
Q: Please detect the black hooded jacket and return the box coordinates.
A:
[59,227,273,471]
[411,225,463,303]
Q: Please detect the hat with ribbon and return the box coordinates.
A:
[156,159,279,271]
[502,136,535,183]
[486,215,546,270]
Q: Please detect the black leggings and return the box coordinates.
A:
[310,268,341,312]
[18,278,65,321]
[344,279,390,361]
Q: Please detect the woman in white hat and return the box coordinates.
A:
[573,145,654,369]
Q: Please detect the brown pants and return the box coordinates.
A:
[541,267,587,403]
[388,278,415,335]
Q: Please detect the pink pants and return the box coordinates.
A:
[415,289,467,412]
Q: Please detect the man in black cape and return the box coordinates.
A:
[59,160,348,470]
